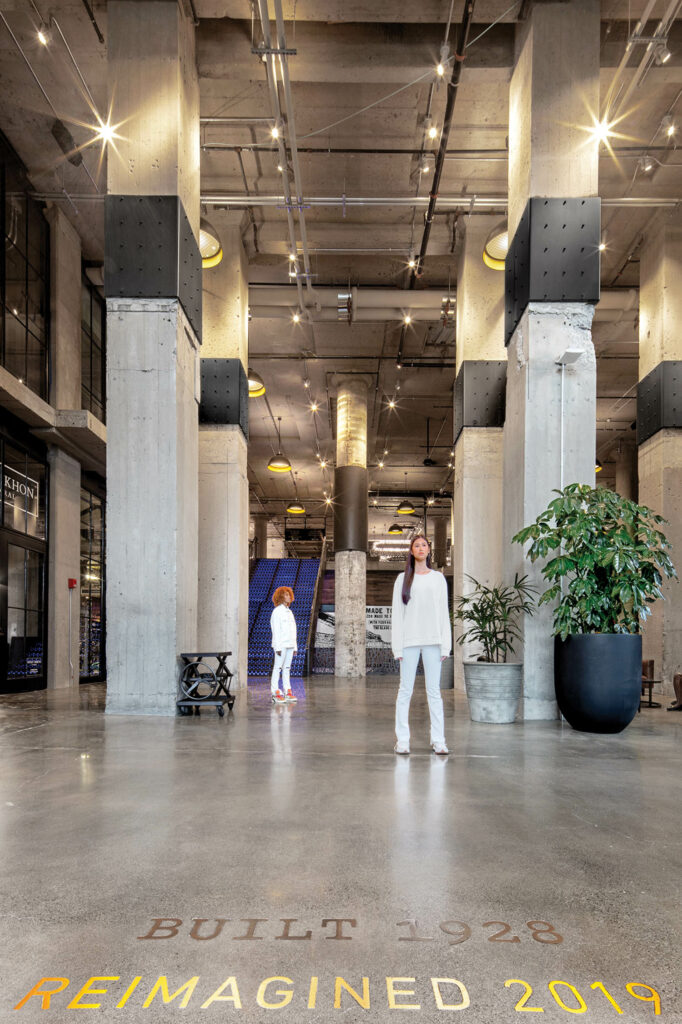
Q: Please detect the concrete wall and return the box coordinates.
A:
[453,428,504,690]
[503,303,596,719]
[198,425,249,688]
[47,448,81,689]
[106,299,199,715]
[46,205,81,411]
[639,431,682,695]
[335,550,366,677]
[107,0,200,239]
[508,0,600,236]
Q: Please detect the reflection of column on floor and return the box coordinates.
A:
[199,219,249,689]
[453,215,505,692]
[333,376,369,678]
[503,0,600,720]
[105,0,200,715]
[637,210,682,697]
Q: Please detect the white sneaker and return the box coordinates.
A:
[431,742,449,755]
[272,690,286,704]
[394,743,410,755]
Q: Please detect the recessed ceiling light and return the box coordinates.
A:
[271,125,280,139]
[293,312,301,323]
[403,314,412,325]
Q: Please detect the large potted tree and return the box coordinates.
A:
[454,574,536,723]
[513,483,677,734]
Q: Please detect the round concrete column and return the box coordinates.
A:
[252,513,269,559]
[333,376,369,677]
[433,516,448,569]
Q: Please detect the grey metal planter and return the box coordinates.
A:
[440,655,454,689]
[463,661,523,723]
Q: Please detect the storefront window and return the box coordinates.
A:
[80,488,104,679]
[81,277,105,422]
[1,134,49,399]
[6,544,44,682]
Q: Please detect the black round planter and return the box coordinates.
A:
[554,634,642,734]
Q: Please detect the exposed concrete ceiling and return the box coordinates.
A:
[0,0,680,547]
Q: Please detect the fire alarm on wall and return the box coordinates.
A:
[68,578,78,589]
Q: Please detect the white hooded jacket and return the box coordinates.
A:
[270,603,297,650]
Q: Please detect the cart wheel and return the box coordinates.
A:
[218,706,225,717]
[194,706,201,715]
[181,662,218,700]
[228,699,235,710]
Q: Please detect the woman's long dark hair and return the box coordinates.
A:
[401,534,433,605]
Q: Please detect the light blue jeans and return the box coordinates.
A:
[395,645,445,747]
[271,648,294,694]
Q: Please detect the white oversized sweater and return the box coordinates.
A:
[270,604,297,650]
[391,569,452,659]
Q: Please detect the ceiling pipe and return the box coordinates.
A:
[201,193,681,209]
[254,0,307,315]
[201,116,275,125]
[272,0,315,303]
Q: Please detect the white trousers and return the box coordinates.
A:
[395,645,445,746]
[271,647,294,694]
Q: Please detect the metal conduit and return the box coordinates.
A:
[255,0,307,315]
[29,192,682,209]
[273,0,315,301]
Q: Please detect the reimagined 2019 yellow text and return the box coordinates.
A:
[12,974,664,1014]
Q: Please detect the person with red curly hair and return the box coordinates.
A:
[270,586,298,704]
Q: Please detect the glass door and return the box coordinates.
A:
[1,542,45,691]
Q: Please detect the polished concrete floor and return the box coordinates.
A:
[0,677,680,1022]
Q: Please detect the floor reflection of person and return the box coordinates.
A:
[270,587,298,705]
[668,672,682,711]
[391,534,451,755]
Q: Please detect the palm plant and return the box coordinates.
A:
[454,574,536,663]
[512,483,677,640]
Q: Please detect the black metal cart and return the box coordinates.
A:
[177,651,235,717]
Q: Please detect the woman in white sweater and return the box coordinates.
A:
[391,534,451,754]
[270,586,298,704]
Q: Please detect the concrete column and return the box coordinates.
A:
[453,214,506,690]
[252,514,269,560]
[433,516,448,569]
[46,206,81,410]
[333,376,369,677]
[105,1,200,715]
[47,448,81,688]
[615,442,638,500]
[504,0,600,719]
[198,219,249,689]
[637,210,682,696]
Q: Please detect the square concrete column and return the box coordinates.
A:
[637,210,682,696]
[504,0,600,719]
[198,219,249,689]
[46,205,81,411]
[47,447,81,689]
[105,1,201,715]
[45,207,83,690]
[453,214,506,690]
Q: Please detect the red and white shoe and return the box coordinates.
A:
[285,689,298,703]
[272,690,286,704]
